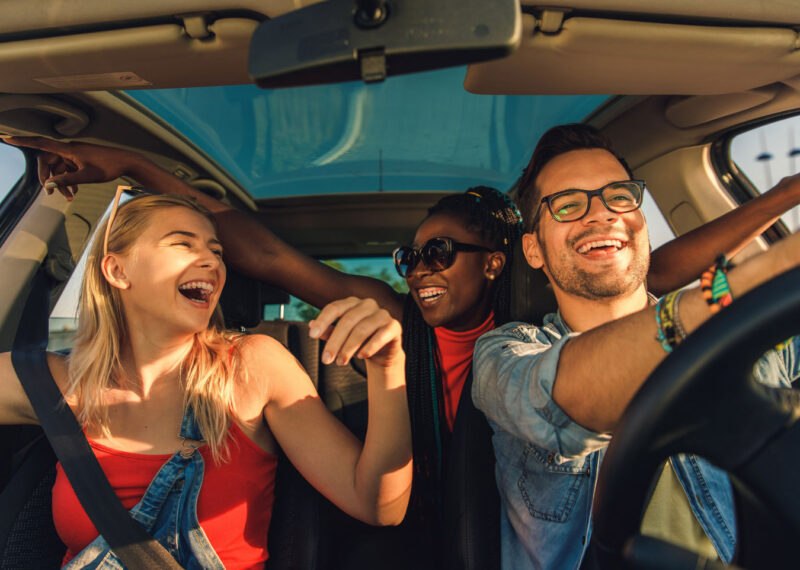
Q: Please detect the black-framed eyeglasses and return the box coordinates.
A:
[392,236,493,277]
[530,180,645,229]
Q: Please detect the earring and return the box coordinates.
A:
[488,274,495,280]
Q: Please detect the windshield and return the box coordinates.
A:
[126,67,608,198]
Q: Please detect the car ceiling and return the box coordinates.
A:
[0,0,798,94]
[1,0,800,259]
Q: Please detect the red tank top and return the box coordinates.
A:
[434,312,495,432]
[52,422,278,569]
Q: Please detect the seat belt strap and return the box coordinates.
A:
[12,271,182,569]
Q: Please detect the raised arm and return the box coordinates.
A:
[249,297,412,525]
[3,137,404,319]
[554,230,800,433]
[647,172,800,296]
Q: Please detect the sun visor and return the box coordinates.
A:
[0,18,258,94]
[465,14,800,95]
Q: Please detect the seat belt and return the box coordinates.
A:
[11,270,183,569]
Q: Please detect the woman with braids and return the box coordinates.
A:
[8,134,800,567]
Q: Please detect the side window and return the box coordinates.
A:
[0,143,27,204]
[729,115,800,232]
[641,188,675,250]
[49,195,127,351]
[263,257,408,322]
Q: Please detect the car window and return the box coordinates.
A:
[48,195,130,351]
[264,257,407,322]
[49,243,86,351]
[642,189,675,250]
[0,143,26,205]
[729,114,800,232]
[126,68,608,199]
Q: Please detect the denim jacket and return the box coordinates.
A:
[473,311,800,570]
[63,407,225,569]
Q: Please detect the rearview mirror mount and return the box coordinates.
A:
[249,0,521,88]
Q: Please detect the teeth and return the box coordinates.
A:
[179,281,214,293]
[418,287,446,299]
[577,239,623,254]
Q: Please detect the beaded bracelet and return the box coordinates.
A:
[700,254,734,314]
[661,289,686,349]
[671,290,687,342]
[654,296,673,353]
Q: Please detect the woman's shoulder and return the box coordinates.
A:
[234,334,308,380]
[45,351,70,389]
[231,333,311,410]
[236,333,293,361]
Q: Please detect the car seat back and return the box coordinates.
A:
[0,429,66,569]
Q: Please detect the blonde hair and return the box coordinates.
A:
[67,193,244,462]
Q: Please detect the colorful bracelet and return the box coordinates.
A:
[671,290,687,342]
[660,289,686,349]
[700,254,734,314]
[654,297,673,353]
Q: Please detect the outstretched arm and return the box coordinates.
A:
[478,231,800,437]
[647,173,800,296]
[253,297,412,525]
[0,352,68,425]
[554,229,800,433]
[3,137,404,319]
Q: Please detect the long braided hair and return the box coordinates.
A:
[401,186,522,531]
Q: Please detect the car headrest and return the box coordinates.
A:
[219,268,290,329]
[509,239,557,324]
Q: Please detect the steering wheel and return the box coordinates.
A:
[588,266,800,570]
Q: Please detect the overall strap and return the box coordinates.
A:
[12,270,183,569]
[179,405,204,442]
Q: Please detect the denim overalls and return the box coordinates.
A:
[64,407,225,569]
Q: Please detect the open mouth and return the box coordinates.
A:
[576,239,626,256]
[178,280,215,305]
[417,286,447,305]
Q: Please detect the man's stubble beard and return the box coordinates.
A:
[539,227,650,301]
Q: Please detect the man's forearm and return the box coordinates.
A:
[555,230,800,433]
[123,154,235,215]
[648,173,800,296]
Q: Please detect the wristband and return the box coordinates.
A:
[700,254,734,314]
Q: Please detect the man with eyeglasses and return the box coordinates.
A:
[472,123,800,569]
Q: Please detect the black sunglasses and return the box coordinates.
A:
[392,236,493,277]
[530,180,645,229]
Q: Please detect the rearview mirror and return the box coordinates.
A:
[249,0,521,88]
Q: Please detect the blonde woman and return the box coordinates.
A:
[0,191,412,569]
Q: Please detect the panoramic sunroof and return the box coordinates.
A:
[127,67,608,199]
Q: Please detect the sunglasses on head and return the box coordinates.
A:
[103,185,158,256]
[392,236,493,278]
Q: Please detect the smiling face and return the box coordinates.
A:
[105,206,226,337]
[406,213,503,331]
[522,148,650,301]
